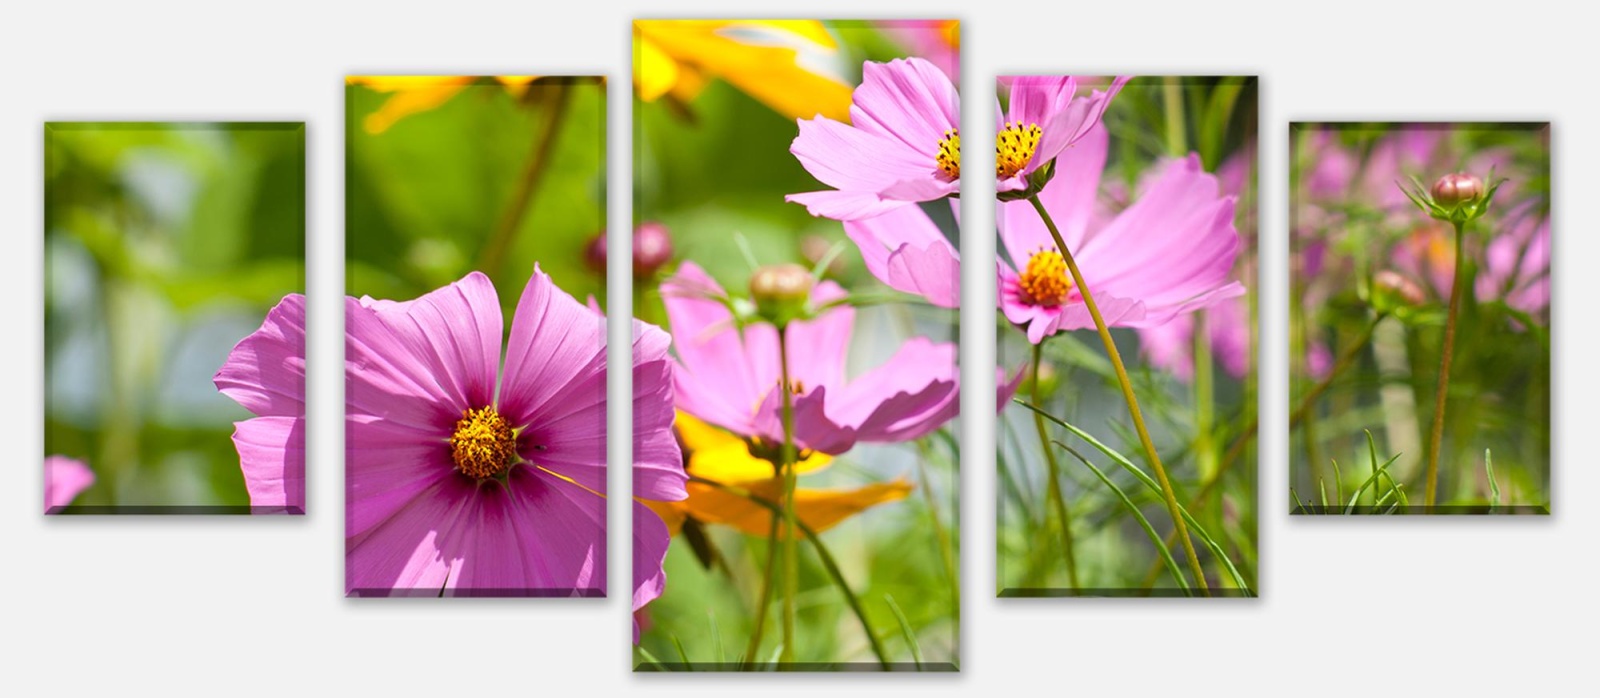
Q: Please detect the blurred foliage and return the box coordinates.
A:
[633,22,961,669]
[346,77,606,314]
[44,122,305,508]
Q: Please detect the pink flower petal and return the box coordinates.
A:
[633,321,686,502]
[851,57,959,154]
[232,416,306,512]
[44,456,94,511]
[844,204,961,307]
[214,294,306,417]
[786,189,916,221]
[346,413,454,539]
[500,264,607,426]
[633,500,672,643]
[365,271,503,412]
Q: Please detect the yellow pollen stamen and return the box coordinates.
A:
[936,128,960,181]
[1019,248,1073,306]
[449,406,518,480]
[996,121,1043,180]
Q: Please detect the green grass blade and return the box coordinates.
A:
[1486,448,1500,512]
[884,593,923,671]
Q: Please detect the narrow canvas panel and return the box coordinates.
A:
[995,77,1259,596]
[343,76,609,596]
[632,19,962,671]
[44,122,306,515]
[1289,122,1550,515]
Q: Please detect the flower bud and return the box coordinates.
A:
[633,221,673,277]
[1430,172,1484,207]
[749,263,815,326]
[1371,269,1426,312]
[582,231,607,275]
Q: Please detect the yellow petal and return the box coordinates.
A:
[676,412,831,483]
[683,478,912,538]
[634,34,680,103]
[633,20,852,122]
[352,76,477,134]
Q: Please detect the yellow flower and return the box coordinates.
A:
[633,20,854,122]
[347,76,542,134]
[650,413,911,538]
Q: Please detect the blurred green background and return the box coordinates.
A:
[633,21,963,669]
[346,77,606,314]
[44,122,305,509]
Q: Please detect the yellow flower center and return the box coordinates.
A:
[449,406,518,480]
[996,121,1042,180]
[1019,249,1073,306]
[936,129,960,181]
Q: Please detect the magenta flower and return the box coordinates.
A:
[44,456,94,511]
[333,268,684,597]
[997,124,1244,344]
[787,57,959,221]
[663,262,958,455]
[842,202,960,307]
[996,75,1128,195]
[215,294,307,513]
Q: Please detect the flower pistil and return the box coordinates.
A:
[996,121,1042,180]
[936,128,961,181]
[1019,248,1074,306]
[450,406,518,479]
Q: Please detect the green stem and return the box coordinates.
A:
[1162,79,1187,157]
[1193,312,1217,480]
[689,476,892,670]
[1424,221,1468,506]
[1026,194,1208,594]
[776,326,799,665]
[1030,341,1080,589]
[740,513,780,669]
[477,84,571,275]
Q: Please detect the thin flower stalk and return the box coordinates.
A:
[777,326,799,666]
[1424,220,1467,506]
[1031,342,1080,588]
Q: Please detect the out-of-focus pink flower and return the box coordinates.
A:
[663,262,959,455]
[842,202,960,307]
[1306,342,1333,381]
[44,456,94,511]
[1478,205,1550,319]
[997,124,1245,344]
[215,295,307,512]
[879,20,959,82]
[788,58,959,220]
[306,268,686,600]
[995,75,1129,195]
[1137,296,1251,383]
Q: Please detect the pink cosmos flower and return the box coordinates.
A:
[44,456,94,511]
[997,124,1244,344]
[216,295,308,513]
[995,75,1129,195]
[842,201,960,308]
[787,57,959,221]
[339,268,684,598]
[663,262,958,455]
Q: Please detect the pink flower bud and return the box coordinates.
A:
[582,232,607,275]
[1430,172,1484,207]
[633,221,673,277]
